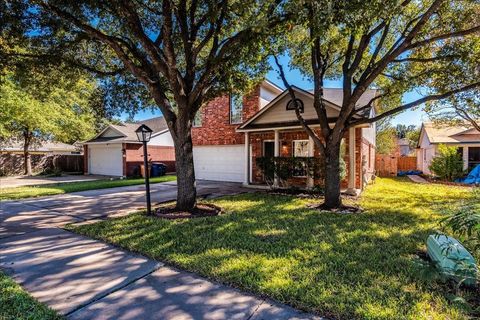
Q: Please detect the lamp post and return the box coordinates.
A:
[135,124,153,215]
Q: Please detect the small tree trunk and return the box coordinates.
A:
[172,119,197,212]
[23,130,32,176]
[323,141,342,209]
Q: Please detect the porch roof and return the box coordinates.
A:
[236,86,374,132]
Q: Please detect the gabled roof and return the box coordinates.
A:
[0,141,77,152]
[238,86,375,131]
[85,116,169,144]
[420,122,480,145]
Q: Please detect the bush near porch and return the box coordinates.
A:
[70,178,479,319]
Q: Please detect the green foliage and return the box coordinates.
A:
[376,122,397,155]
[71,178,479,319]
[0,73,97,144]
[442,187,480,254]
[0,272,61,320]
[429,144,465,181]
[0,175,177,201]
[256,156,345,188]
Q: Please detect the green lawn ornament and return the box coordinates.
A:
[427,234,478,287]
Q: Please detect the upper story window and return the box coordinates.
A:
[193,109,202,127]
[229,94,243,124]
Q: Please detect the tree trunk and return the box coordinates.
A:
[323,141,342,209]
[23,130,32,176]
[172,120,197,212]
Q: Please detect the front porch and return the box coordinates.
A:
[241,127,362,194]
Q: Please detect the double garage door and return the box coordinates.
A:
[193,145,245,182]
[88,144,123,176]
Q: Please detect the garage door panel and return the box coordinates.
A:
[88,144,123,176]
[193,145,244,182]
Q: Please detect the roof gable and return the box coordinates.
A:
[422,122,480,144]
[238,86,373,131]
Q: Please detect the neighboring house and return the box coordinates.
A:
[192,80,377,192]
[83,117,175,177]
[0,141,79,155]
[417,122,480,174]
[397,138,412,156]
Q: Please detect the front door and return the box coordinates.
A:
[263,141,275,157]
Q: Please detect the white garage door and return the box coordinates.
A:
[193,145,245,182]
[88,144,123,176]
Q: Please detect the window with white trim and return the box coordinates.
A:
[193,109,202,127]
[292,140,309,177]
[293,140,309,157]
[229,94,243,124]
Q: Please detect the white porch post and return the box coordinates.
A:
[307,136,314,188]
[244,132,250,185]
[274,129,280,187]
[463,146,469,171]
[347,127,356,194]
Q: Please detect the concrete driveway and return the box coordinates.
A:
[0,181,318,319]
[0,174,111,189]
[1,180,248,239]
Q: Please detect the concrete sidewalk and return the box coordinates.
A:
[0,181,320,319]
[0,174,110,189]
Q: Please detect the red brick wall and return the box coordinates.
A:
[124,143,176,177]
[192,87,260,146]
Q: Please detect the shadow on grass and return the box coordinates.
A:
[71,178,475,319]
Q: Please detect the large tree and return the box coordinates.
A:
[18,0,288,211]
[274,0,480,209]
[0,72,97,175]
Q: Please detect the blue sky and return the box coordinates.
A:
[129,54,428,126]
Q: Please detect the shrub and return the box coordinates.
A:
[256,156,346,189]
[429,144,464,181]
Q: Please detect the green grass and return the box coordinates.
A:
[0,272,61,320]
[0,175,177,200]
[69,178,479,319]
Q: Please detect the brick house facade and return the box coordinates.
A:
[191,81,377,192]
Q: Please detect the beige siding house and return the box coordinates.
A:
[416,122,480,174]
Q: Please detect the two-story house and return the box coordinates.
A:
[192,80,377,193]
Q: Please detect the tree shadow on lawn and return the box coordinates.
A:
[71,188,474,319]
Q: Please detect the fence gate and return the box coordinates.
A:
[375,155,417,177]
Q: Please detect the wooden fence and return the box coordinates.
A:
[0,153,83,176]
[375,155,417,177]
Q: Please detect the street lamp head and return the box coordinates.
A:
[135,124,153,142]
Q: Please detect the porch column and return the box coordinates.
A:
[347,127,356,194]
[307,136,314,188]
[244,132,250,185]
[463,146,469,171]
[274,129,280,187]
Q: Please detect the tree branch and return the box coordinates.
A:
[350,81,480,127]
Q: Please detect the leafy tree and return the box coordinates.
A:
[17,0,289,211]
[274,0,480,208]
[376,120,397,155]
[429,144,464,181]
[0,73,97,175]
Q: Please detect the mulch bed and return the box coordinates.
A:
[420,175,474,187]
[307,203,363,214]
[154,203,223,219]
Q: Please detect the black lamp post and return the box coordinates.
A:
[135,124,153,215]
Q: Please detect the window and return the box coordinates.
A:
[229,94,243,124]
[468,147,480,171]
[293,140,309,157]
[292,140,309,177]
[193,110,202,127]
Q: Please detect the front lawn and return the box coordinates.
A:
[0,175,177,200]
[70,178,479,319]
[0,272,61,320]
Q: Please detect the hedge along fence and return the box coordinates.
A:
[0,153,83,176]
[256,156,346,189]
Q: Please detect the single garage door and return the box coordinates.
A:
[193,145,245,182]
[88,144,123,176]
